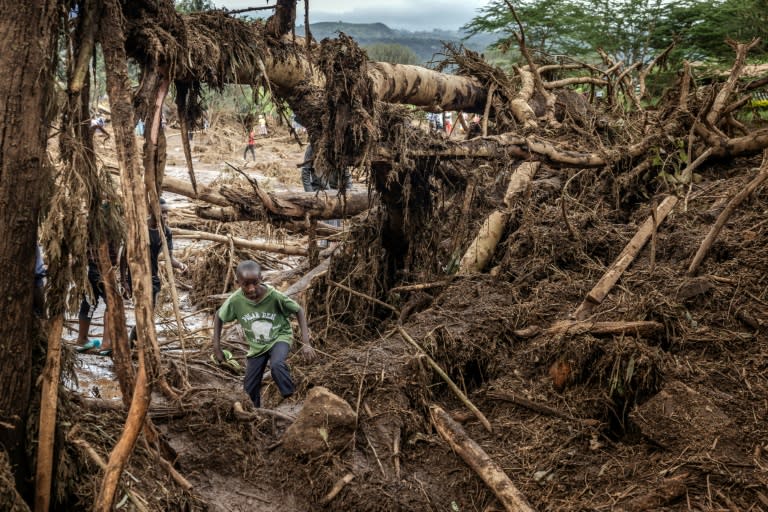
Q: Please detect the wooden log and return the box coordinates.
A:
[513,320,665,338]
[283,258,330,297]
[162,176,229,206]
[458,162,540,274]
[172,228,308,256]
[573,195,678,320]
[164,175,371,220]
[321,473,355,505]
[195,206,344,236]
[220,184,370,220]
[430,405,536,512]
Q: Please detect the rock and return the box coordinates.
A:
[281,386,357,457]
[676,276,714,302]
[630,380,734,454]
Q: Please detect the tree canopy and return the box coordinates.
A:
[463,0,767,66]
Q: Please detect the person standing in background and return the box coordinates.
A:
[243,127,256,161]
[257,114,268,136]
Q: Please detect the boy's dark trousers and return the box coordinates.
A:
[244,341,294,408]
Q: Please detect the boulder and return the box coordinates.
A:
[281,386,357,456]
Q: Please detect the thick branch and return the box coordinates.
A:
[173,228,308,256]
[430,405,535,512]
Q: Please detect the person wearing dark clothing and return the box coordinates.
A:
[300,143,352,246]
[243,128,256,161]
[76,245,118,354]
[122,198,187,344]
[300,143,351,192]
[122,198,187,304]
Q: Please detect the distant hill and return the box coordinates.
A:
[297,22,496,65]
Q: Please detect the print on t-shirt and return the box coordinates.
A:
[250,319,273,343]
[243,311,277,343]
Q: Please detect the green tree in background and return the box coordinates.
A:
[655,0,767,63]
[175,0,216,13]
[463,0,765,67]
[365,43,420,65]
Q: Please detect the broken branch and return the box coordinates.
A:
[397,326,492,433]
[430,405,535,512]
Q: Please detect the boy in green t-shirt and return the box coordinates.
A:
[212,260,316,407]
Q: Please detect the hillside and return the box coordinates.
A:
[298,21,496,64]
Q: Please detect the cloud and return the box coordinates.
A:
[301,1,487,32]
[217,0,486,31]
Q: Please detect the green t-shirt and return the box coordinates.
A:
[217,285,301,358]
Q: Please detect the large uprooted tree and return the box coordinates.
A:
[1,0,767,510]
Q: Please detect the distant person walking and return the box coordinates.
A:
[257,114,268,136]
[90,116,110,141]
[243,128,256,161]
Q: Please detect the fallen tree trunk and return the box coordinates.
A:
[172,228,308,256]
[161,176,371,220]
[430,405,536,512]
[176,19,488,112]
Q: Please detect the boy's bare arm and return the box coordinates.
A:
[212,315,225,362]
[295,307,317,362]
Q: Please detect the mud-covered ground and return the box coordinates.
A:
[67,117,768,512]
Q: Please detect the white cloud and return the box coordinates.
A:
[216,0,489,31]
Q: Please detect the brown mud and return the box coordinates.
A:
[65,119,767,512]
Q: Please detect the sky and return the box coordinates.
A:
[216,0,490,31]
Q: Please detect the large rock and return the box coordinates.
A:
[630,380,735,455]
[281,386,357,456]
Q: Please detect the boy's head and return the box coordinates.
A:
[236,260,263,300]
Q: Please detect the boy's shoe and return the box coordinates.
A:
[76,339,101,353]
[98,348,113,357]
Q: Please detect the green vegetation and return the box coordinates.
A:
[364,43,420,65]
[463,0,767,66]
[175,0,216,13]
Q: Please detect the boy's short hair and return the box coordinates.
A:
[236,260,261,277]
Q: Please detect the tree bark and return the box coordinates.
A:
[0,0,60,500]
[33,316,64,512]
[173,228,308,256]
[162,175,371,220]
[96,1,157,509]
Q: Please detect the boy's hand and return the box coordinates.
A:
[299,344,317,363]
[213,345,225,364]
